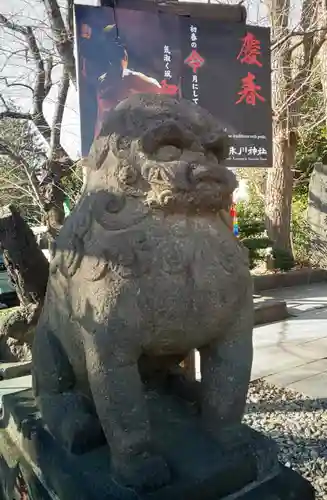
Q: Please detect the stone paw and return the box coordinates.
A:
[113,452,171,492]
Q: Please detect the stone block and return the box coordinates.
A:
[0,388,314,500]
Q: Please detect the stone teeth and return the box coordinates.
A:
[244,379,327,499]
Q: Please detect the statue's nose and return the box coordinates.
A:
[191,165,216,182]
[191,164,238,194]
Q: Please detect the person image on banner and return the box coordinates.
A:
[79,22,179,146]
[94,38,166,137]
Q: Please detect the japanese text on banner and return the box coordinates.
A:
[184,24,205,105]
[229,145,267,159]
[236,32,265,107]
[161,44,179,95]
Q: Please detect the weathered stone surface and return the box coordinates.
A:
[0,388,314,500]
[308,162,327,267]
[32,94,254,493]
[0,388,276,500]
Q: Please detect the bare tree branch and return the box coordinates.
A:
[67,0,74,39]
[0,11,72,162]
[0,77,34,94]
[44,56,53,95]
[0,110,32,121]
[50,69,69,158]
[0,140,44,211]
[271,27,327,52]
[42,0,76,86]
[0,13,28,35]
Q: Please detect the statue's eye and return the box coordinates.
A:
[109,134,132,159]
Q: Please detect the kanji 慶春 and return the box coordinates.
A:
[236,72,265,106]
[237,32,262,67]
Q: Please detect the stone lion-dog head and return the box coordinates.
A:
[85,93,237,218]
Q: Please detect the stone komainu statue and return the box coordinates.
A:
[32,94,253,492]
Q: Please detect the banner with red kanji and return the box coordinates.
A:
[75,3,272,167]
[180,19,272,168]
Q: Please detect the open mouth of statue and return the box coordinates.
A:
[142,160,234,212]
[137,120,237,206]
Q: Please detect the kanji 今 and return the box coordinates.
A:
[237,32,263,67]
[184,50,205,73]
[236,72,265,106]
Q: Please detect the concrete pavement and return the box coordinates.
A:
[251,283,327,397]
[197,283,327,397]
[257,282,327,316]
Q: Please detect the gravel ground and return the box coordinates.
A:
[243,380,327,499]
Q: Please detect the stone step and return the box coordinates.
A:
[253,268,327,293]
[0,361,31,380]
[254,298,289,326]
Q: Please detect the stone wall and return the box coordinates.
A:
[307,162,327,268]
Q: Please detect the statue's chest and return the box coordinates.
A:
[153,219,248,285]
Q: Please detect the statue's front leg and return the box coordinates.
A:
[200,290,253,436]
[83,325,170,491]
[33,327,104,454]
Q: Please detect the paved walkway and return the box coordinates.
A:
[252,283,327,398]
[193,283,327,398]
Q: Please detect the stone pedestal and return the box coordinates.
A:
[0,387,315,500]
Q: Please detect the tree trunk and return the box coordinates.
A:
[38,161,66,241]
[266,0,325,260]
[265,125,295,254]
[319,41,327,127]
[43,184,66,241]
[0,205,49,360]
[265,0,294,260]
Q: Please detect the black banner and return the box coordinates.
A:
[75,4,272,167]
[180,19,272,167]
